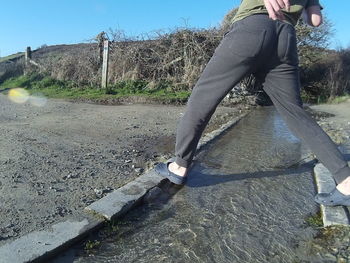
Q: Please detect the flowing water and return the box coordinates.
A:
[54,106,319,263]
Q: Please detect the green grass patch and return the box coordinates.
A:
[326,94,350,104]
[84,239,101,252]
[305,211,323,227]
[105,79,191,100]
[301,90,350,105]
[0,73,191,102]
[106,219,131,233]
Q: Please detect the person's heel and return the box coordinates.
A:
[155,158,187,185]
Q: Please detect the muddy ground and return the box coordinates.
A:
[0,94,249,245]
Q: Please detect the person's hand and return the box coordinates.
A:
[263,0,290,20]
[306,5,323,27]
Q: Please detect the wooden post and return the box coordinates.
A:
[24,47,32,75]
[96,31,106,66]
[101,40,109,89]
[25,47,32,61]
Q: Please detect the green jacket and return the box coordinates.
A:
[231,0,322,26]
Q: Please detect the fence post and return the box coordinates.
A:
[25,46,32,61]
[24,47,32,75]
[101,40,109,89]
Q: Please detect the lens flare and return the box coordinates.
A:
[8,88,30,104]
[29,93,47,107]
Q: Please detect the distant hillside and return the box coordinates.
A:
[0,52,24,63]
[0,8,237,88]
[0,43,96,84]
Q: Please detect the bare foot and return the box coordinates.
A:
[168,162,188,177]
[336,176,350,195]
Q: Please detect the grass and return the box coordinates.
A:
[305,211,323,227]
[0,73,191,102]
[3,73,347,105]
[301,89,350,105]
[313,94,350,105]
[326,95,350,104]
[84,239,101,252]
[106,219,131,233]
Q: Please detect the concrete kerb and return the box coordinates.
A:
[84,112,249,221]
[0,111,249,263]
[84,169,166,221]
[0,213,104,263]
[313,159,350,227]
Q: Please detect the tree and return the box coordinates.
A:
[220,8,238,34]
[296,16,334,68]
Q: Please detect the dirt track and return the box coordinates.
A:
[0,94,247,245]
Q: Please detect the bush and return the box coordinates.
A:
[301,48,350,103]
[0,58,24,84]
[1,8,348,105]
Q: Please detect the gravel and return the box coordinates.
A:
[0,93,247,245]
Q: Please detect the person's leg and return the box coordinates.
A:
[254,20,350,206]
[169,18,269,176]
[261,62,350,190]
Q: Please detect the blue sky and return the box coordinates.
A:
[0,0,349,57]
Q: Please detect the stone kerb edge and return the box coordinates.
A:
[313,163,350,226]
[85,112,248,221]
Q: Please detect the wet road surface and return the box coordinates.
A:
[54,107,320,263]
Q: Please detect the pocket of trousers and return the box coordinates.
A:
[217,27,266,58]
[282,33,299,65]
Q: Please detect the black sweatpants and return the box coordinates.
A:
[174,14,350,184]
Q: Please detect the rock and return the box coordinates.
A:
[66,173,78,179]
[94,189,104,197]
[94,188,112,197]
[322,253,337,261]
[104,187,113,193]
[2,159,8,165]
[330,247,338,253]
[338,258,347,263]
[135,168,143,174]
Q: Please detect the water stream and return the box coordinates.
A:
[54,106,319,263]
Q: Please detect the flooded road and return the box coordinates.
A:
[55,107,319,263]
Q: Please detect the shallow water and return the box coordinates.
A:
[55,107,319,263]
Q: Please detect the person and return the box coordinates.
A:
[155,0,350,206]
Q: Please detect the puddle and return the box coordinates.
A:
[53,107,320,263]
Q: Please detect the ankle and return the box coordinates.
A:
[169,162,188,177]
[336,179,350,195]
[173,162,187,170]
[337,176,350,187]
